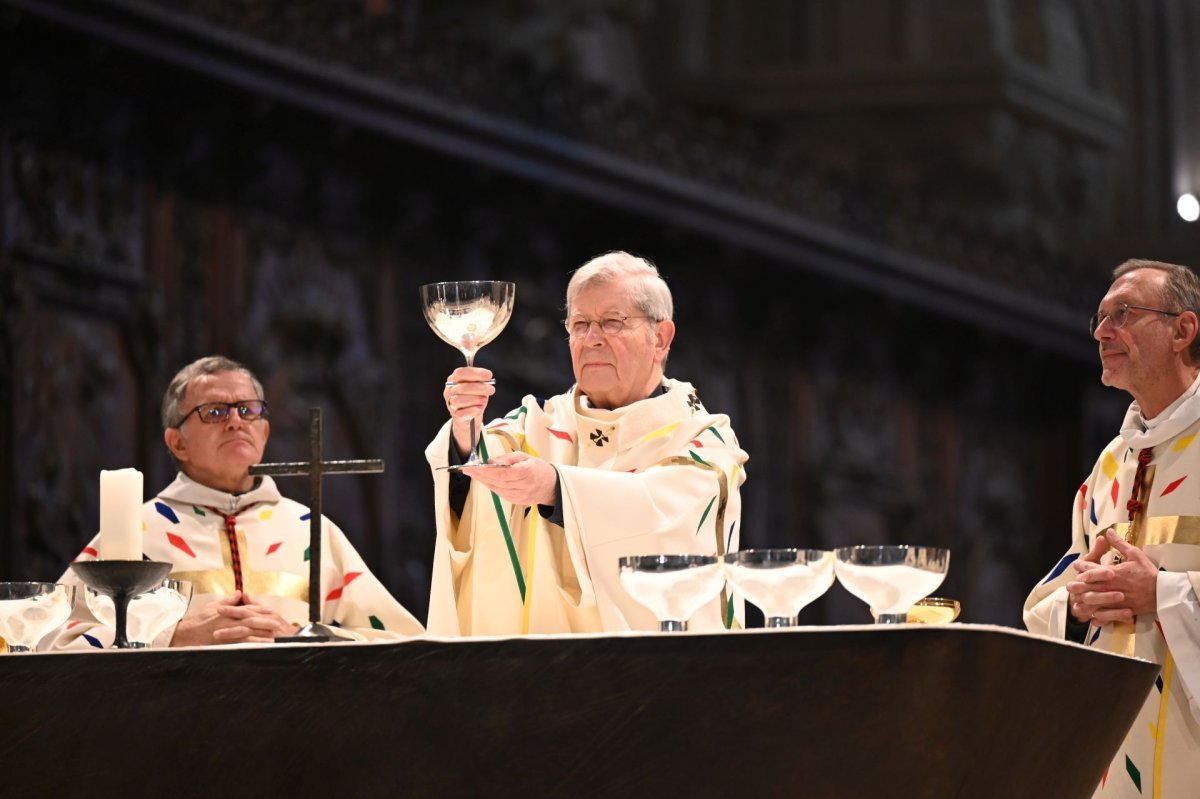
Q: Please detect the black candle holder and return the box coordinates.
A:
[70,561,172,648]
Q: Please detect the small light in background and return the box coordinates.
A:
[1179,193,1200,222]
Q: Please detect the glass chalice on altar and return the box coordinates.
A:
[86,578,193,648]
[0,582,77,653]
[618,555,726,632]
[723,549,835,628]
[834,545,950,624]
[420,280,516,468]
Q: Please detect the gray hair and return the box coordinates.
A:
[566,251,673,321]
[1113,259,1200,362]
[160,355,265,429]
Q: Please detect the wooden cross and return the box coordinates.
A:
[249,407,384,642]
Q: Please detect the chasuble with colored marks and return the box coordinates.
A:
[48,473,423,649]
[1026,401,1200,798]
[425,379,748,636]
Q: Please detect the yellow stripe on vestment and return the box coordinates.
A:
[640,422,681,443]
[1154,653,1174,799]
[521,437,541,458]
[1102,451,1119,480]
[488,429,522,456]
[1173,433,1197,452]
[729,463,740,490]
[1105,516,1200,657]
[521,509,538,634]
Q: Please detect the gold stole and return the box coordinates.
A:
[170,527,309,603]
[1107,459,1200,655]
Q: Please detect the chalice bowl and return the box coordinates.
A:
[0,582,77,653]
[905,596,961,624]
[86,578,193,648]
[724,549,835,628]
[420,280,516,468]
[618,554,725,632]
[834,545,950,624]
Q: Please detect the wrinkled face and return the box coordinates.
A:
[568,278,674,410]
[1093,269,1178,395]
[164,371,269,492]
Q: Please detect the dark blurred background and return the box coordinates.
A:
[2,0,1198,626]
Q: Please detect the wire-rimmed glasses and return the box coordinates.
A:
[564,315,655,339]
[1089,303,1180,335]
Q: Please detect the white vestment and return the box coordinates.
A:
[425,379,748,635]
[49,473,423,648]
[1025,381,1200,797]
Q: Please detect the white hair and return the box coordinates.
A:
[565,251,673,321]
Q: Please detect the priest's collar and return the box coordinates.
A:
[159,471,282,514]
[576,381,667,411]
[1120,370,1200,448]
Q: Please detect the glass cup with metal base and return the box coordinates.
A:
[0,582,77,653]
[618,554,725,632]
[834,545,950,624]
[723,549,835,628]
[420,280,516,469]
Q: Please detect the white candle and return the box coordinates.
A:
[99,468,143,560]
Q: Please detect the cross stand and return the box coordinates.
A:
[249,407,384,643]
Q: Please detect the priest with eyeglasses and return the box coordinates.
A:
[426,251,749,635]
[1025,260,1200,797]
[48,355,423,649]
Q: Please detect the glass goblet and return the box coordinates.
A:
[618,554,725,632]
[0,582,77,653]
[834,545,950,624]
[723,549,835,628]
[86,578,194,648]
[420,280,516,468]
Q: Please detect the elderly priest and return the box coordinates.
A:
[426,251,748,635]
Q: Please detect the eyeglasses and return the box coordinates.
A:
[564,315,656,338]
[175,399,269,427]
[1089,303,1181,335]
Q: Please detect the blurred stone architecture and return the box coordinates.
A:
[2,0,1198,624]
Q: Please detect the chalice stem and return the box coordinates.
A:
[114,590,132,648]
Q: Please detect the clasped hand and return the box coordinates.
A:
[1066,529,1158,625]
[169,590,295,646]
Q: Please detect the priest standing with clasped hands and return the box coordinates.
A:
[1025,260,1200,797]
[46,355,422,649]
[425,250,749,636]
